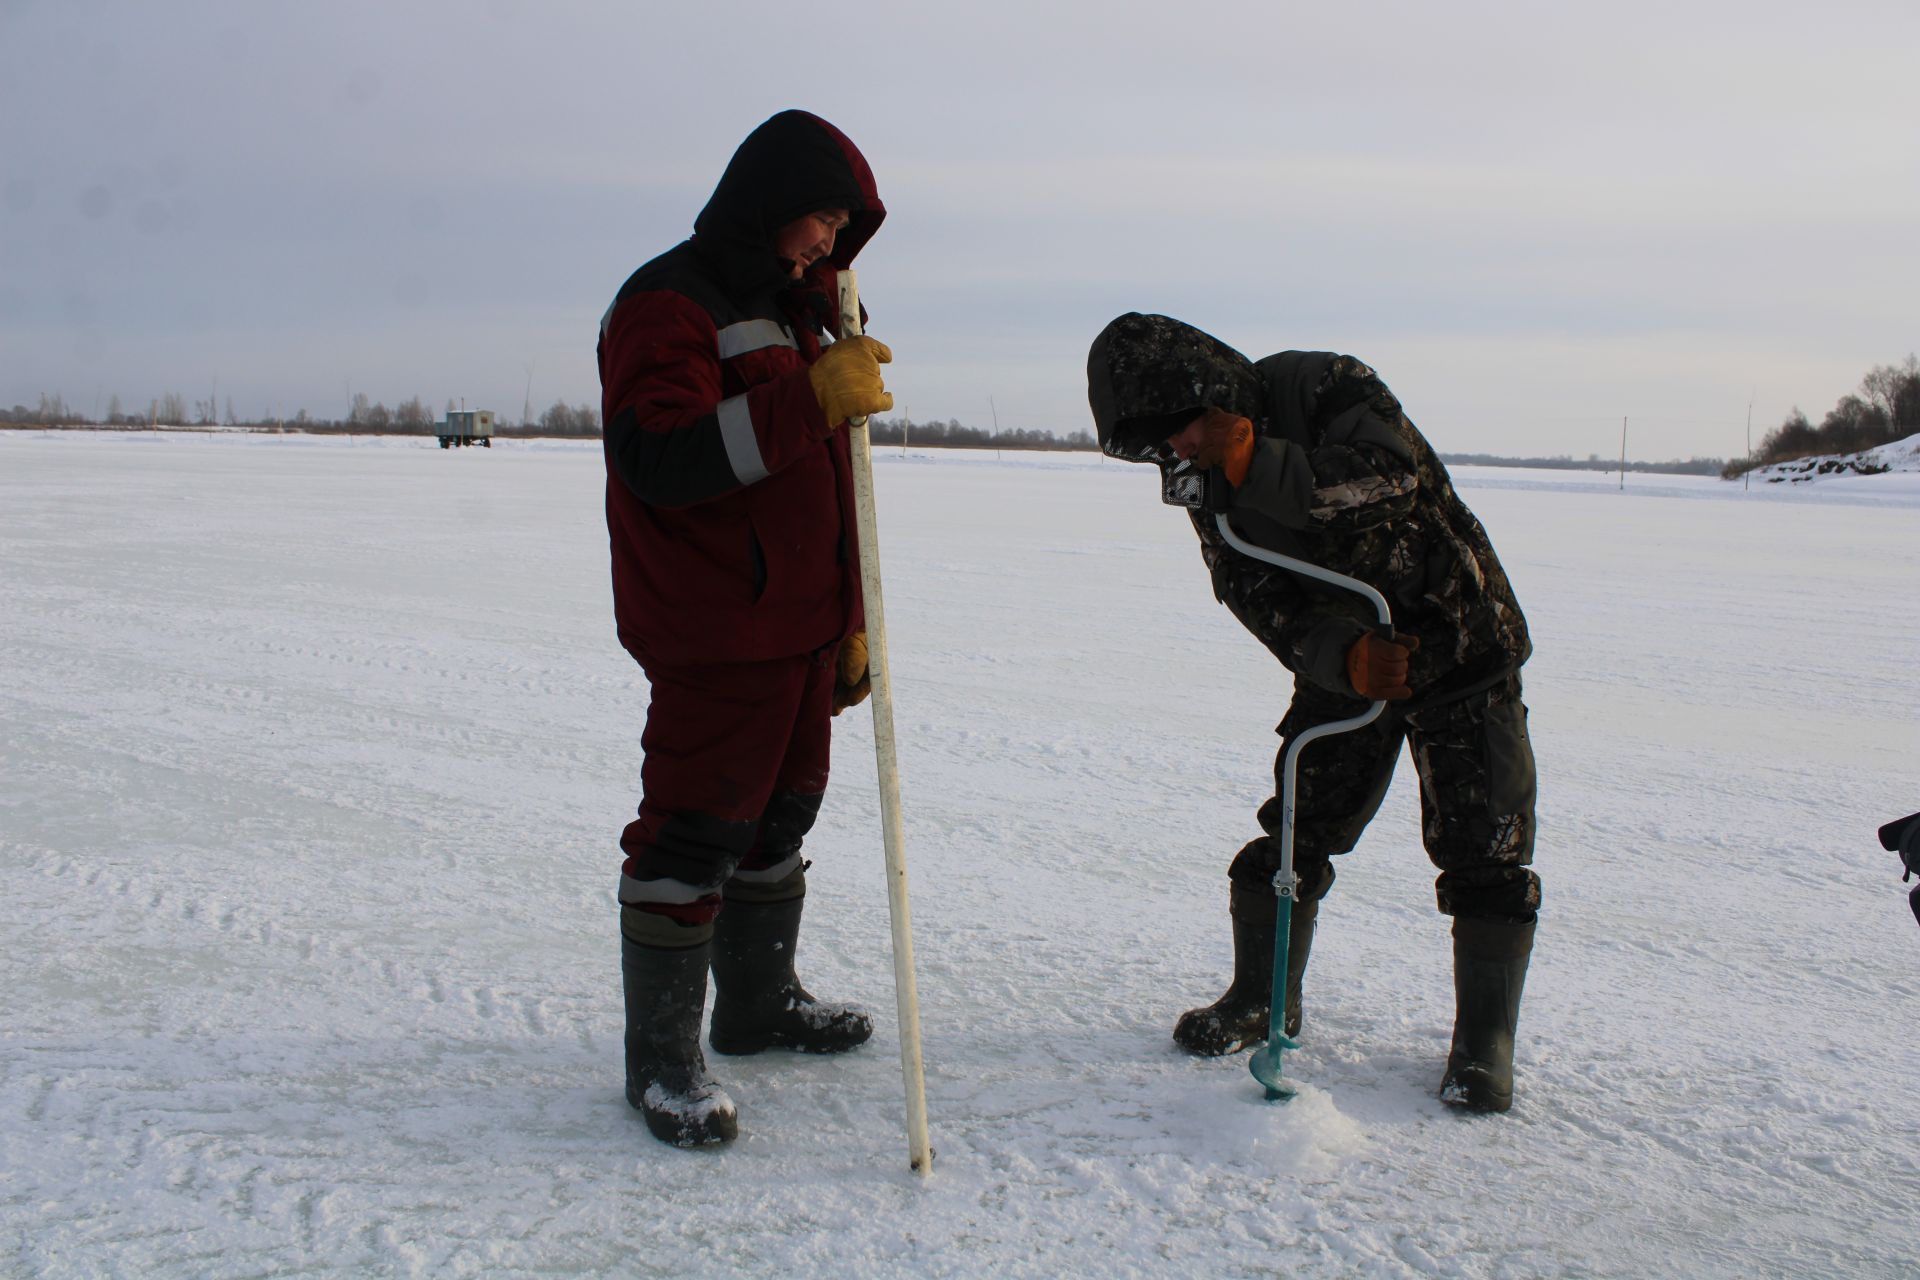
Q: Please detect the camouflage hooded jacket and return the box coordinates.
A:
[1087,313,1530,701]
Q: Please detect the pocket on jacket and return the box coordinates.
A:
[1484,696,1536,818]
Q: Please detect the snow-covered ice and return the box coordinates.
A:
[2,430,1916,1278]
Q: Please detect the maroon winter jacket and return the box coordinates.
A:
[598,111,884,667]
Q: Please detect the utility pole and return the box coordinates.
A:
[522,363,534,428]
[1745,396,1754,492]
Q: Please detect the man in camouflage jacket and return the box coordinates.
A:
[1087,312,1542,1112]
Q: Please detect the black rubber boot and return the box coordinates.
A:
[621,934,738,1147]
[1173,889,1318,1056]
[708,896,873,1056]
[1439,916,1535,1114]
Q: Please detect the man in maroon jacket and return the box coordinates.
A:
[597,110,893,1148]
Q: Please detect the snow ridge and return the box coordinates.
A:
[1751,430,1920,484]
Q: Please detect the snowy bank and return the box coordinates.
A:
[1747,430,1920,486]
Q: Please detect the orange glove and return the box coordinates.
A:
[1346,630,1421,700]
[808,336,894,427]
[831,630,871,716]
[1188,409,1256,488]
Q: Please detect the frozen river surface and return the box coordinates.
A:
[2,431,1916,1278]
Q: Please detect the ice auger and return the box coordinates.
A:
[1211,513,1394,1101]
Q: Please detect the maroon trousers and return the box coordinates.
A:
[619,648,835,925]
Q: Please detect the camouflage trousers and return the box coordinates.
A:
[1228,672,1541,921]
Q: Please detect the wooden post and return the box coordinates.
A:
[835,269,934,1176]
[1745,399,1753,492]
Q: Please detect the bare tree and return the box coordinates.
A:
[1757,408,1817,459]
[1817,396,1887,453]
[1861,364,1903,423]
[1878,354,1920,429]
[539,399,573,433]
[395,396,431,431]
[539,399,601,434]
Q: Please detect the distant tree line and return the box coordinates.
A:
[1726,356,1920,478]
[521,400,600,436]
[29,370,1910,472]
[1440,453,1726,476]
[0,391,600,436]
[865,416,1096,451]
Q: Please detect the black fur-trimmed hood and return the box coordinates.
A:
[1086,313,1265,462]
[690,110,884,302]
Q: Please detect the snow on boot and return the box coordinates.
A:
[1440,916,1535,1114]
[708,895,873,1056]
[621,932,738,1148]
[1174,889,1318,1056]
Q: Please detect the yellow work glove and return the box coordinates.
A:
[831,630,871,716]
[808,336,894,427]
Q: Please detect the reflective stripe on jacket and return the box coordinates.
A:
[597,111,881,667]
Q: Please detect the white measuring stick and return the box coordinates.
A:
[836,269,933,1176]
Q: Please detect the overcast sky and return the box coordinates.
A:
[4,0,1915,457]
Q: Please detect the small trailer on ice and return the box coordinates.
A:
[437,409,494,449]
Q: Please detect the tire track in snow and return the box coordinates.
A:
[16,839,582,1051]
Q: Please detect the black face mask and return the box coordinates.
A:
[1158,455,1230,512]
